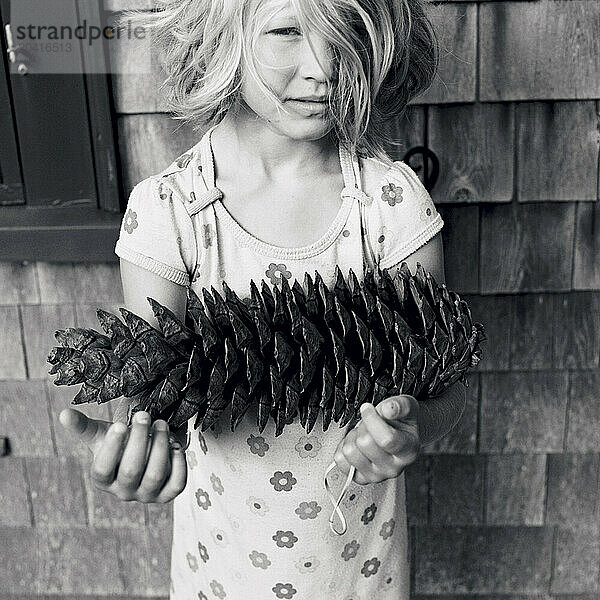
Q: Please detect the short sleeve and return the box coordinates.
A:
[114,177,197,286]
[365,160,444,270]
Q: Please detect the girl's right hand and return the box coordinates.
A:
[59,408,187,504]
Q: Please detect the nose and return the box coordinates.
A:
[298,33,334,84]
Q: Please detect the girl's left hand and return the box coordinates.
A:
[333,395,421,485]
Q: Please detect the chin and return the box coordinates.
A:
[272,116,333,139]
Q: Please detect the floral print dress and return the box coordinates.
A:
[114,124,444,600]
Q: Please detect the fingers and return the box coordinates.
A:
[334,430,380,486]
[59,408,101,447]
[154,446,188,503]
[136,420,172,502]
[359,400,419,458]
[116,410,152,490]
[91,421,129,486]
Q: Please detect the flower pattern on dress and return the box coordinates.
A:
[175,152,193,169]
[361,557,381,577]
[249,549,272,569]
[197,591,208,600]
[186,449,198,469]
[341,485,366,510]
[186,552,198,572]
[197,541,209,562]
[195,487,211,510]
[272,582,297,599]
[273,530,298,548]
[294,435,321,458]
[202,223,214,249]
[295,555,320,573]
[225,455,241,474]
[210,472,224,495]
[377,572,395,591]
[379,517,396,539]
[361,502,377,524]
[209,579,226,599]
[270,470,297,491]
[246,496,270,516]
[247,434,270,456]
[266,263,292,285]
[381,181,403,206]
[294,500,322,520]
[341,539,360,561]
[158,182,170,204]
[419,201,435,222]
[123,208,138,234]
[211,527,229,547]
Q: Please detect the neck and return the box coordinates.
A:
[213,103,339,182]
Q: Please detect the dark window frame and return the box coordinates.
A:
[0,0,122,262]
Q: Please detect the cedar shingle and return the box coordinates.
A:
[566,371,600,452]
[553,292,600,369]
[485,454,547,525]
[480,203,575,293]
[574,203,600,290]
[414,525,553,593]
[545,453,600,526]
[510,294,554,370]
[480,1,600,101]
[517,101,599,202]
[480,372,567,452]
[429,103,514,204]
[430,454,484,524]
[0,381,54,457]
[438,206,479,294]
[0,306,26,379]
[114,527,173,596]
[551,524,600,594]
[0,261,40,305]
[26,455,88,527]
[413,3,477,104]
[0,458,31,526]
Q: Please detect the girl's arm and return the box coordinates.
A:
[385,232,468,447]
[112,258,189,445]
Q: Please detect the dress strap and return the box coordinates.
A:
[339,142,373,206]
[185,124,223,217]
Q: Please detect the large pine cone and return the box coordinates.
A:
[47,264,486,436]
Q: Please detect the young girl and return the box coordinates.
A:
[60,0,468,598]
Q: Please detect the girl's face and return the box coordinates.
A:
[239,1,336,141]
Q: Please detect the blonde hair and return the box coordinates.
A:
[115,0,439,168]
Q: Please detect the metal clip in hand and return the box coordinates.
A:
[324,460,356,535]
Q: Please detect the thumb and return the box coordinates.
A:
[379,395,419,423]
[59,408,107,447]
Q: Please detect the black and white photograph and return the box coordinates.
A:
[0,0,598,598]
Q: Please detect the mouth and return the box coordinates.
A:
[286,99,328,114]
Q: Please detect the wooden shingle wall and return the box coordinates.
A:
[0,0,598,597]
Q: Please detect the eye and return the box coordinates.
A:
[269,27,301,36]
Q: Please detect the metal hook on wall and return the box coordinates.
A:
[402,146,440,193]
